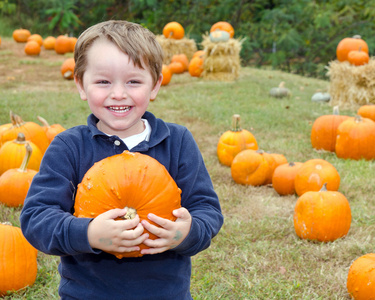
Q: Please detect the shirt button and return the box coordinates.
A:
[114,140,121,146]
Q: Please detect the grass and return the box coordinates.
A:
[1,36,375,299]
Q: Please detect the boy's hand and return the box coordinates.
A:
[87,208,149,254]
[140,207,192,255]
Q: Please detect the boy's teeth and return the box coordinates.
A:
[109,106,130,112]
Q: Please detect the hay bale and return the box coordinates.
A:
[200,34,243,81]
[326,59,375,108]
[155,35,197,64]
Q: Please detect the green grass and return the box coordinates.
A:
[1,44,374,299]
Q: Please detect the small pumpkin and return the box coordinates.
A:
[294,158,340,196]
[168,61,185,74]
[0,132,43,175]
[188,56,204,77]
[310,105,350,152]
[311,92,331,102]
[0,143,37,207]
[231,149,269,186]
[347,253,375,300]
[193,50,205,59]
[161,64,172,86]
[74,151,182,258]
[12,28,31,43]
[171,54,189,72]
[54,35,72,55]
[336,35,369,62]
[24,40,41,56]
[293,183,351,242]
[0,222,38,296]
[37,116,66,142]
[269,82,291,99]
[209,30,230,43]
[210,21,234,38]
[61,57,75,80]
[69,36,77,52]
[42,36,56,50]
[348,47,369,66]
[27,34,43,46]
[217,114,258,166]
[335,115,375,160]
[163,22,185,40]
[357,104,375,122]
[272,162,303,196]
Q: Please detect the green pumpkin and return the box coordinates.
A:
[311,92,331,102]
[209,30,230,43]
[269,82,291,99]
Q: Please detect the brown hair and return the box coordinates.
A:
[74,20,163,85]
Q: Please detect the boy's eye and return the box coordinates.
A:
[97,80,109,84]
[128,80,140,84]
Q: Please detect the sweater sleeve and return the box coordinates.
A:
[20,135,98,256]
[171,129,224,256]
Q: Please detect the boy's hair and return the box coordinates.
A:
[74,20,164,86]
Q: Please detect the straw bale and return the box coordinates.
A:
[326,59,375,109]
[155,35,197,64]
[200,34,243,81]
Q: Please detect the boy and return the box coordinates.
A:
[20,20,223,300]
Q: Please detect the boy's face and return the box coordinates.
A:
[75,38,162,139]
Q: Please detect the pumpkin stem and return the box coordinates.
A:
[1,221,12,226]
[355,115,363,123]
[352,35,361,39]
[332,105,340,115]
[289,162,296,167]
[231,114,242,132]
[18,142,32,173]
[278,81,285,88]
[122,207,137,220]
[320,183,328,192]
[15,132,27,144]
[37,115,50,128]
[10,111,17,126]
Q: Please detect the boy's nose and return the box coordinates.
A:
[110,84,127,100]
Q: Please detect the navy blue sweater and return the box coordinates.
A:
[20,112,223,300]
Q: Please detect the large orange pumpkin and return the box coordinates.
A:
[54,35,72,54]
[294,158,340,196]
[0,143,37,207]
[231,149,269,186]
[357,104,375,122]
[293,184,351,242]
[347,253,375,300]
[310,106,350,152]
[42,36,56,50]
[161,64,172,86]
[12,29,31,43]
[210,21,235,38]
[336,35,369,62]
[0,133,43,175]
[24,40,41,56]
[27,34,43,46]
[272,162,303,196]
[74,151,182,258]
[217,114,258,166]
[335,115,375,160]
[0,222,38,296]
[188,56,204,77]
[171,54,189,72]
[163,22,185,40]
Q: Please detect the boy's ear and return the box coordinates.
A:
[74,76,87,101]
[150,74,163,101]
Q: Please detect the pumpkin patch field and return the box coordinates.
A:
[1,36,375,299]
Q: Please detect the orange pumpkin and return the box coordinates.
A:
[61,57,75,80]
[43,36,56,50]
[0,133,43,175]
[171,54,189,72]
[0,222,38,296]
[347,253,375,300]
[210,21,235,38]
[74,151,182,258]
[310,106,350,152]
[69,36,77,52]
[27,34,43,46]
[272,162,303,196]
[37,116,66,143]
[217,114,258,166]
[336,35,369,62]
[54,35,72,54]
[335,115,375,160]
[0,112,50,153]
[193,50,205,59]
[188,56,204,77]
[293,184,351,242]
[163,22,185,40]
[12,29,31,43]
[161,64,172,86]
[0,143,37,207]
[357,104,375,122]
[294,158,340,196]
[348,48,369,66]
[259,151,277,185]
[231,149,269,186]
[168,61,185,74]
[24,40,41,56]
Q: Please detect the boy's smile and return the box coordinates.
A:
[75,37,162,139]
